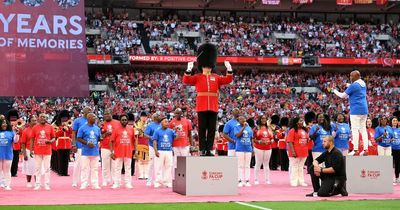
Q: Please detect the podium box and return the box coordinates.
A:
[173,156,238,196]
[346,156,393,194]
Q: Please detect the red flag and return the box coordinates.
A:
[337,0,353,5]
[293,0,313,4]
[354,0,373,4]
[376,0,388,5]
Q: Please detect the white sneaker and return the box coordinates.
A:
[125,184,133,189]
[238,181,244,187]
[72,183,78,188]
[26,182,33,188]
[4,186,12,191]
[166,183,172,188]
[34,184,41,190]
[111,184,120,189]
[0,183,5,188]
[154,183,161,188]
[92,185,101,190]
[290,183,298,187]
[266,180,271,185]
[44,184,50,190]
[348,150,357,156]
[254,180,259,185]
[146,181,152,187]
[245,181,251,187]
[102,182,108,187]
[300,183,308,187]
[80,184,88,190]
[358,150,365,156]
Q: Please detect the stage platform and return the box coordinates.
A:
[1,163,399,206]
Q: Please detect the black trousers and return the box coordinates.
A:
[217,150,227,156]
[279,149,289,171]
[306,150,313,173]
[11,150,20,176]
[308,165,346,197]
[131,150,136,176]
[393,150,400,179]
[57,149,70,176]
[269,148,280,170]
[51,150,58,173]
[197,111,218,151]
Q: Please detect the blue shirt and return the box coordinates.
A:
[374,126,393,147]
[309,125,332,152]
[334,123,351,149]
[234,125,253,152]
[391,127,400,150]
[152,128,176,151]
[0,131,14,160]
[223,118,240,150]
[344,80,368,115]
[77,124,101,156]
[145,122,161,147]
[73,117,88,149]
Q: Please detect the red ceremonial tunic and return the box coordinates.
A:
[183,73,233,112]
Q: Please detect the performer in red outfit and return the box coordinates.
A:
[183,42,233,156]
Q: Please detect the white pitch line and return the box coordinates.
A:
[235,201,273,210]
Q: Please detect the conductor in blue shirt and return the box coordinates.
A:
[332,70,368,156]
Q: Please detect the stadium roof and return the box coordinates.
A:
[85,0,400,13]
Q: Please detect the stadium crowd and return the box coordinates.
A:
[85,13,400,58]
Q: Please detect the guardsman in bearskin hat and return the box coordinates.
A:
[269,114,280,170]
[55,110,73,176]
[183,42,233,156]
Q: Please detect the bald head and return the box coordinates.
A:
[87,113,97,125]
[350,70,360,83]
[83,107,92,118]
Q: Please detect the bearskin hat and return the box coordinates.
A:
[271,115,280,125]
[6,109,19,122]
[197,42,217,71]
[280,117,289,127]
[304,111,316,124]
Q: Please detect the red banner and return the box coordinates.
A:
[354,0,373,3]
[337,0,353,5]
[262,0,280,5]
[0,1,88,97]
[376,0,388,5]
[292,0,313,3]
[127,55,400,66]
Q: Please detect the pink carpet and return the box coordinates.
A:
[1,164,399,205]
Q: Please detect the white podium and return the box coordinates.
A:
[346,156,393,194]
[173,156,238,196]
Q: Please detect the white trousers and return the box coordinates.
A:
[72,149,82,185]
[34,155,51,186]
[289,157,307,186]
[228,149,236,157]
[22,149,35,176]
[254,148,271,183]
[378,145,392,156]
[138,159,149,179]
[81,156,99,187]
[237,152,251,182]
[0,160,11,187]
[113,157,132,186]
[101,148,113,185]
[173,146,190,169]
[154,151,173,186]
[147,147,155,184]
[350,115,368,151]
